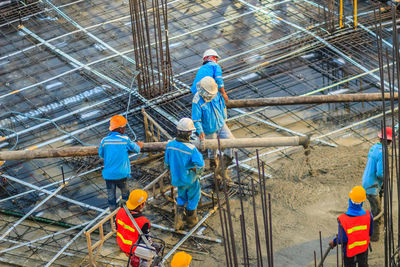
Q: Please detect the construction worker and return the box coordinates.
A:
[329,186,373,267]
[190,49,229,102]
[171,251,192,267]
[192,76,234,186]
[362,126,392,241]
[165,118,205,230]
[99,115,144,210]
[116,189,151,262]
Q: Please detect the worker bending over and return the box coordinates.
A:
[190,49,228,102]
[192,76,235,186]
[171,251,192,267]
[362,127,392,241]
[329,186,373,267]
[116,189,151,264]
[99,115,144,210]
[165,118,205,230]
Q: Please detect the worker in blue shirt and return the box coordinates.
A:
[329,186,373,266]
[99,115,144,210]
[165,118,205,230]
[190,49,229,102]
[362,126,392,241]
[192,76,234,187]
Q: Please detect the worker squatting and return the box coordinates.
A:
[98,49,233,266]
[98,48,388,266]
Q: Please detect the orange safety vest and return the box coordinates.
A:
[115,208,151,254]
[338,212,370,257]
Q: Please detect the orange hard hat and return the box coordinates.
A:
[171,251,192,267]
[378,127,393,141]
[109,115,127,131]
[349,186,366,203]
[126,189,148,210]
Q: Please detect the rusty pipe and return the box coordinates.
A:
[0,136,309,161]
[226,93,398,108]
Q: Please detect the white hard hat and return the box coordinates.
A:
[203,49,220,59]
[197,76,218,95]
[177,118,196,131]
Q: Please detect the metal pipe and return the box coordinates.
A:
[44,208,109,266]
[1,174,105,212]
[226,93,398,108]
[0,221,89,254]
[0,183,65,242]
[0,136,309,160]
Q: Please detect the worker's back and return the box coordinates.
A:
[192,92,227,135]
[165,140,204,187]
[190,61,223,94]
[99,132,140,180]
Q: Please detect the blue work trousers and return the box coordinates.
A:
[105,178,129,210]
[177,179,201,211]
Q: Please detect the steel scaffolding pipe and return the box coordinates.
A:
[0,136,309,161]
[226,93,398,108]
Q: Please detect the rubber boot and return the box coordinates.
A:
[220,155,234,187]
[186,209,198,228]
[371,220,380,242]
[174,205,185,230]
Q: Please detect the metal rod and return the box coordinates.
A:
[1,174,105,213]
[44,208,109,266]
[0,221,89,254]
[0,183,66,242]
[161,205,218,263]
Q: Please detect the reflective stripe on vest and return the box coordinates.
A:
[348,240,367,249]
[347,225,367,234]
[338,212,370,257]
[117,219,136,233]
[117,232,133,245]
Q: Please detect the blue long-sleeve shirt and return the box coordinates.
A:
[190,61,224,94]
[99,132,140,180]
[362,143,384,195]
[333,211,373,257]
[192,92,227,135]
[164,140,205,187]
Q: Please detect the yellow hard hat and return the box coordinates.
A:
[109,115,127,131]
[171,251,192,267]
[126,189,148,210]
[349,186,366,203]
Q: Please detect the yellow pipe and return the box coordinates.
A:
[339,0,343,28]
[354,0,357,29]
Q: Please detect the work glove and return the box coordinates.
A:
[136,141,144,148]
[199,133,205,140]
[222,92,229,102]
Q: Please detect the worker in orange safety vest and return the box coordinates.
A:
[329,186,373,267]
[116,189,150,259]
